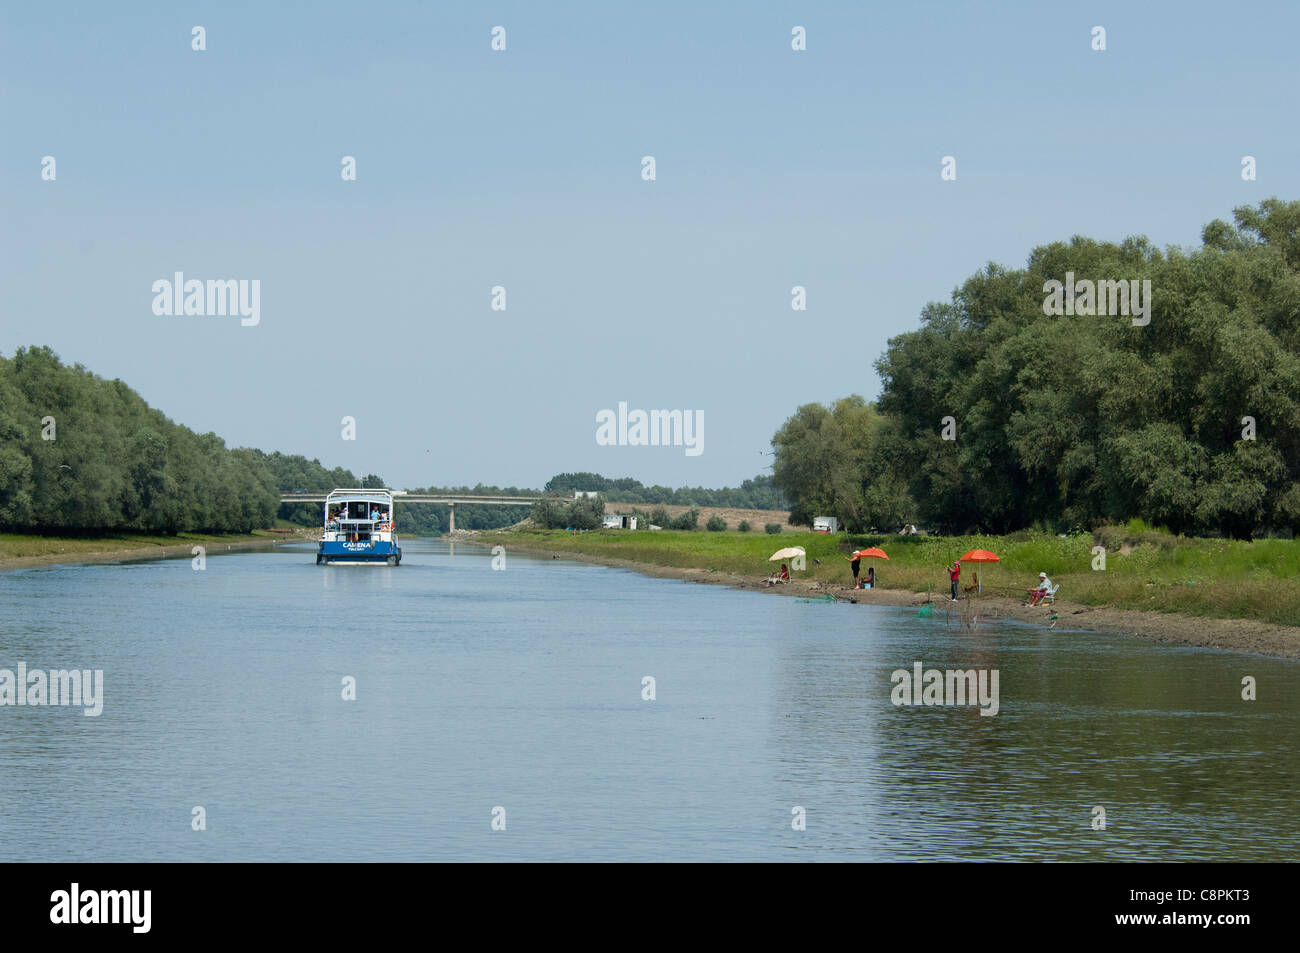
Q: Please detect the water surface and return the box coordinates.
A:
[1,538,1295,861]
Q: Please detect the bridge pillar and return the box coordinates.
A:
[447,502,455,533]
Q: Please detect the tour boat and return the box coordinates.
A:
[317,489,402,565]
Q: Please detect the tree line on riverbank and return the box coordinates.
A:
[542,472,785,510]
[772,199,1300,539]
[0,349,783,536]
[0,347,279,534]
[0,350,410,536]
[527,472,785,531]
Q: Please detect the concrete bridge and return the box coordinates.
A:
[278,492,555,532]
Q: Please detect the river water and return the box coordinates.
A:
[1,537,1295,861]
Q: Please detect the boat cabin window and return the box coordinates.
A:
[328,501,390,522]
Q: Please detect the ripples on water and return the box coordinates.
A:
[0,538,1295,861]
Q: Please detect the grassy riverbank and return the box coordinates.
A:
[0,528,313,569]
[489,523,1300,628]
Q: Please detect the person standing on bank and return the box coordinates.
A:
[948,559,961,601]
[848,554,861,588]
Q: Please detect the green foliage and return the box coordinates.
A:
[404,483,537,535]
[1094,520,1177,551]
[0,347,279,534]
[775,199,1300,540]
[706,515,727,532]
[544,472,785,510]
[253,451,359,526]
[764,523,781,534]
[530,499,568,530]
[771,396,915,531]
[544,472,608,495]
[395,505,441,536]
[569,494,605,530]
[530,494,605,530]
[737,520,751,532]
[670,508,700,531]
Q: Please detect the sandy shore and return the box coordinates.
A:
[471,533,1300,660]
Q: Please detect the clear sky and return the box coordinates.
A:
[3,1,1297,490]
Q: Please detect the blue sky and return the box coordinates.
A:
[3,1,1296,490]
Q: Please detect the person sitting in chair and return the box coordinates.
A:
[1025,572,1052,606]
[780,563,790,583]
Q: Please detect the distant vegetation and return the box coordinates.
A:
[0,351,790,540]
[543,472,785,510]
[531,494,605,531]
[527,473,789,533]
[256,452,367,527]
[771,199,1300,540]
[393,485,540,536]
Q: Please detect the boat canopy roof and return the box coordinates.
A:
[326,488,394,504]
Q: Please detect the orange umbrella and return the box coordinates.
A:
[957,549,998,594]
[847,547,887,590]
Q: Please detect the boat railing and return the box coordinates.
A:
[326,519,394,533]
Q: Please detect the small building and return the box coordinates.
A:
[603,514,638,530]
[574,491,599,499]
[812,516,839,534]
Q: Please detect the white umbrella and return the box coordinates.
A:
[769,546,806,562]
